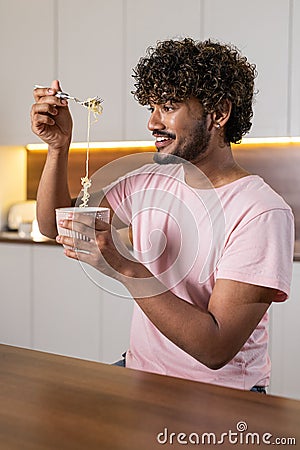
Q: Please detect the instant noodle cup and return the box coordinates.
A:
[56,206,110,246]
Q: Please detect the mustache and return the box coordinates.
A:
[152,130,176,140]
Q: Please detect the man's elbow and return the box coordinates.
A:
[200,357,229,371]
[194,350,234,371]
[205,360,228,370]
[37,220,58,240]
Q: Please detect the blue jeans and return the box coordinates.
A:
[113,358,126,367]
[250,385,267,394]
[112,352,126,367]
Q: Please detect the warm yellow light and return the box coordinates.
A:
[26,140,156,151]
[238,137,300,145]
[26,136,300,152]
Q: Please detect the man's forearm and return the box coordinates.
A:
[37,146,72,238]
[120,262,270,370]
[121,264,223,369]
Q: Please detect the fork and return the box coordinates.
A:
[34,85,104,108]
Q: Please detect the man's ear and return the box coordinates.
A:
[212,99,232,127]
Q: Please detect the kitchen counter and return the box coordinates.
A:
[0,344,299,449]
[0,231,56,245]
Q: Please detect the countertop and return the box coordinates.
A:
[0,344,299,449]
[0,231,57,245]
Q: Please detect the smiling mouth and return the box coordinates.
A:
[154,134,175,150]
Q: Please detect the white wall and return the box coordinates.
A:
[0,0,55,145]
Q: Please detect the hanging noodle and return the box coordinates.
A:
[79,98,103,207]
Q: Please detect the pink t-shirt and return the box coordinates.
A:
[105,163,294,389]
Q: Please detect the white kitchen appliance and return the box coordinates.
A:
[7,200,37,230]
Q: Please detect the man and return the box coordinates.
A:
[31,38,294,392]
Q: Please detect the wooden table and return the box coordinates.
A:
[0,345,299,449]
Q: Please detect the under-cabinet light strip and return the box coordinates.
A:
[26,141,156,151]
[26,137,300,151]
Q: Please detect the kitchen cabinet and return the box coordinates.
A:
[32,245,133,362]
[0,242,133,363]
[0,244,32,347]
[32,245,102,360]
[203,0,290,138]
[96,275,134,364]
[290,0,300,136]
[269,262,300,400]
[0,0,55,145]
[56,0,124,143]
[57,0,203,142]
[124,0,203,141]
[0,0,299,144]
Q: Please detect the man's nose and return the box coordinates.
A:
[148,109,165,132]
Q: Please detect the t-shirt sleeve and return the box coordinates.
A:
[104,176,132,226]
[216,208,295,301]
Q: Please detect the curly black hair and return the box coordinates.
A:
[132,38,257,144]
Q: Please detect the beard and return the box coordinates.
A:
[153,117,211,165]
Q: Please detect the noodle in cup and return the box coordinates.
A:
[56,207,110,247]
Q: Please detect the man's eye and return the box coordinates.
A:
[164,105,174,112]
